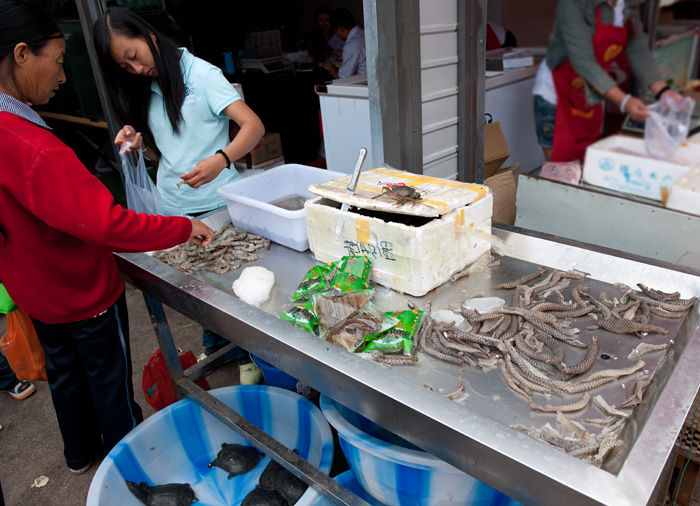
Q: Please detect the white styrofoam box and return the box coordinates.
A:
[583,135,700,200]
[217,164,345,251]
[305,192,493,296]
[667,165,700,216]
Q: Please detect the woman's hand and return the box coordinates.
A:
[115,125,143,154]
[623,96,650,122]
[179,155,227,188]
[188,220,214,247]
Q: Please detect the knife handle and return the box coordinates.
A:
[347,147,368,192]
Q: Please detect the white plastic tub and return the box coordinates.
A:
[582,135,700,200]
[217,164,345,251]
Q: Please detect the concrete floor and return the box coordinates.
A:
[0,283,242,506]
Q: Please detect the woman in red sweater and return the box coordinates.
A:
[0,0,213,475]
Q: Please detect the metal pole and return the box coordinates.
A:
[364,0,423,173]
[647,0,661,51]
[75,0,122,166]
[457,0,486,183]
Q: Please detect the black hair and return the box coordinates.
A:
[0,0,62,88]
[330,8,356,30]
[93,7,184,157]
[0,0,61,248]
[314,4,332,20]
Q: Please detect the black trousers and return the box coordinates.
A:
[31,291,143,469]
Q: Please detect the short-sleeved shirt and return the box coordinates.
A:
[149,48,241,215]
[338,27,366,78]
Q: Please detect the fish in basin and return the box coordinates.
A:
[126,481,198,506]
[241,486,288,506]
[208,443,264,479]
[259,451,308,505]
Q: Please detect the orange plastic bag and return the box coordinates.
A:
[0,309,47,381]
[142,349,210,411]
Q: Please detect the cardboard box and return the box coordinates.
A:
[234,156,285,172]
[485,164,520,225]
[306,192,493,296]
[236,132,284,168]
[582,135,700,201]
[484,121,510,179]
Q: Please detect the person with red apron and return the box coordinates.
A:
[532,0,683,163]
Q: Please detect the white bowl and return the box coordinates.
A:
[320,395,521,506]
[88,386,334,506]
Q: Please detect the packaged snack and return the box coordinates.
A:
[291,261,340,301]
[279,299,318,335]
[363,310,422,355]
[323,305,398,353]
[330,256,372,292]
[314,290,372,333]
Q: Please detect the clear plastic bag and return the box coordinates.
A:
[644,95,696,159]
[120,145,168,215]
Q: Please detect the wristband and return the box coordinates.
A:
[216,149,231,169]
[654,85,672,101]
[619,94,631,113]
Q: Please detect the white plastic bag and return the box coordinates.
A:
[119,145,168,215]
[644,95,696,159]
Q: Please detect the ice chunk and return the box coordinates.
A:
[232,266,275,308]
[463,296,505,313]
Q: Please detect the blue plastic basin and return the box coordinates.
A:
[88,386,334,506]
[252,355,300,391]
[320,395,522,506]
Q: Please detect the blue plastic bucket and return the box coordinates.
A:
[252,355,300,391]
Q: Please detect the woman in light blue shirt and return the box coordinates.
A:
[93,7,264,216]
[93,8,265,383]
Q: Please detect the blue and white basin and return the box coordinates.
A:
[320,395,521,506]
[88,386,334,506]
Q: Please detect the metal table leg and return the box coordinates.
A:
[140,293,371,506]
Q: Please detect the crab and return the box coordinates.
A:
[374,183,422,206]
[126,481,198,506]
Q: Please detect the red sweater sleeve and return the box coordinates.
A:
[26,146,192,252]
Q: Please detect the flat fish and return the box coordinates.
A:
[259,455,308,505]
[241,486,288,506]
[208,443,264,479]
[126,481,198,506]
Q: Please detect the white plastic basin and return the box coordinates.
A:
[217,164,345,251]
[88,386,334,506]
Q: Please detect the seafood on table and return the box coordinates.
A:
[153,224,270,275]
[409,265,697,466]
[126,480,198,506]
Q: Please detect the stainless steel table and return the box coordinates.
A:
[117,216,700,506]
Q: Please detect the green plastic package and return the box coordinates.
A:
[330,256,372,292]
[363,310,423,355]
[279,299,318,335]
[291,261,340,302]
[0,283,18,314]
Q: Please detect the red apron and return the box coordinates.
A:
[551,6,631,162]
